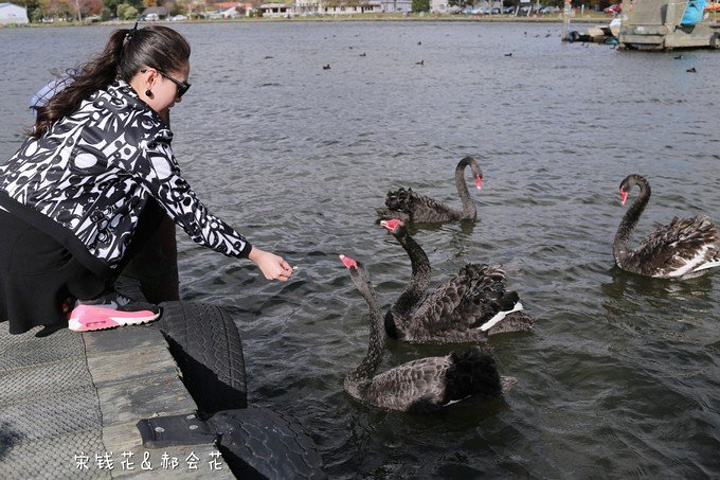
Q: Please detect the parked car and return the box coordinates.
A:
[540,6,560,14]
[519,4,541,14]
[463,4,501,14]
[170,14,187,21]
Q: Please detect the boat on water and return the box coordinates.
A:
[564,0,720,50]
[618,0,720,50]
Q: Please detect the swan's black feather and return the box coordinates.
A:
[377,156,482,224]
[341,255,512,413]
[443,347,502,403]
[383,221,536,344]
[614,174,720,278]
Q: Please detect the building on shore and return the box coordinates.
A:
[264,0,410,17]
[0,2,29,24]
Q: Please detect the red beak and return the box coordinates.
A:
[620,190,628,205]
[339,254,357,269]
[380,219,403,231]
[475,177,483,191]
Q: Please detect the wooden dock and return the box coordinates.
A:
[0,321,234,479]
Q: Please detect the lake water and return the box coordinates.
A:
[1,21,719,478]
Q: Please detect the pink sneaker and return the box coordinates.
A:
[68,292,160,332]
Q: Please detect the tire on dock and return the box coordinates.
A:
[156,301,248,417]
[208,406,327,480]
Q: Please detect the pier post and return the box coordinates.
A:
[562,0,572,41]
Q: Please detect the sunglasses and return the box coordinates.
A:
[142,68,191,98]
[157,69,191,98]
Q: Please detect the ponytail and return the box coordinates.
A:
[32,25,190,138]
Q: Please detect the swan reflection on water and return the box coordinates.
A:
[603,265,713,298]
[601,266,715,324]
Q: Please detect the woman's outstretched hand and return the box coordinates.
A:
[248,247,293,282]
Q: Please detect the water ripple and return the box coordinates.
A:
[2,21,719,479]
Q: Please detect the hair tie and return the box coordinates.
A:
[123,21,139,45]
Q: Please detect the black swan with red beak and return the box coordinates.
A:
[613,174,720,279]
[376,156,483,224]
[381,219,536,345]
[339,254,515,413]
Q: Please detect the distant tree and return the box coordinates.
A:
[31,8,45,21]
[116,2,130,16]
[124,5,139,17]
[104,0,143,16]
[38,0,71,19]
[85,0,104,15]
[68,0,103,20]
[117,2,140,18]
[411,0,429,12]
[167,0,187,15]
[23,0,42,22]
[191,0,207,15]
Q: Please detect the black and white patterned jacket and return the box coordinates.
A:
[0,80,250,278]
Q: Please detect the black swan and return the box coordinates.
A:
[376,156,483,224]
[614,174,720,279]
[380,219,535,344]
[339,254,515,413]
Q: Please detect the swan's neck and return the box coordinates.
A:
[614,177,651,264]
[390,232,431,322]
[347,281,385,385]
[455,157,479,219]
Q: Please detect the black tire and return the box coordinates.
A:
[567,30,580,43]
[156,301,248,417]
[711,33,720,49]
[208,407,326,480]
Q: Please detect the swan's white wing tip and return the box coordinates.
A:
[478,302,524,332]
[693,260,720,272]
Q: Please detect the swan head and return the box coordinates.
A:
[340,254,374,293]
[475,175,483,191]
[462,156,483,191]
[618,174,649,206]
[380,218,407,237]
[339,254,358,269]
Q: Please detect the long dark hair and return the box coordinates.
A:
[32,25,191,138]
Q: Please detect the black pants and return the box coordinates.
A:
[0,201,165,334]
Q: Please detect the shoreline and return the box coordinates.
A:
[1,14,612,28]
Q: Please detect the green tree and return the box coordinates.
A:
[123,5,138,18]
[117,2,139,18]
[23,0,42,22]
[106,0,143,17]
[411,0,429,12]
